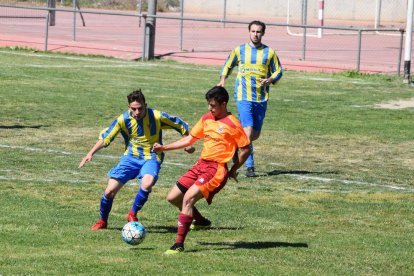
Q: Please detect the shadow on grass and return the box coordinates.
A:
[135,50,231,62]
[106,225,241,234]
[107,227,123,231]
[129,246,154,251]
[196,241,309,250]
[147,225,241,234]
[0,124,47,129]
[248,169,339,178]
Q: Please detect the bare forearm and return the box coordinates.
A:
[228,145,251,180]
[79,140,104,168]
[231,146,250,171]
[153,135,197,152]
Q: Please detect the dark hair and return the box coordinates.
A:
[248,20,266,33]
[127,89,146,104]
[205,86,229,104]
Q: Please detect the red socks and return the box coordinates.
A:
[175,213,193,244]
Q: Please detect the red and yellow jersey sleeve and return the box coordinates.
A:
[191,113,250,163]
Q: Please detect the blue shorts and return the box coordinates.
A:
[237,100,267,131]
[107,155,160,185]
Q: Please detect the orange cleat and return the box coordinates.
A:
[127,210,138,222]
[91,219,107,230]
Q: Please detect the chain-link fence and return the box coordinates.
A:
[0,0,408,74]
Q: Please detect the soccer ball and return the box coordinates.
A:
[121,221,146,245]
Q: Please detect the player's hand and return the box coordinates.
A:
[228,169,239,183]
[184,146,195,154]
[152,143,163,152]
[79,155,92,168]
[260,77,273,86]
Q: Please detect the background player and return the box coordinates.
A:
[153,86,251,254]
[218,20,283,177]
[79,89,194,230]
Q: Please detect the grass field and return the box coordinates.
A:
[1,47,413,275]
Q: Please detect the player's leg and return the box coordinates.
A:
[247,101,267,177]
[91,178,123,230]
[237,101,256,176]
[165,185,204,255]
[92,156,140,230]
[166,184,185,209]
[251,101,266,142]
[128,159,160,221]
[165,161,227,254]
[171,164,211,229]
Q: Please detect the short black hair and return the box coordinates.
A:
[127,89,146,104]
[248,20,266,33]
[205,86,229,104]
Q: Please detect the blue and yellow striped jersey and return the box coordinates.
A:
[99,108,189,162]
[220,43,283,102]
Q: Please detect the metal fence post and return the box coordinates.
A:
[223,0,227,28]
[137,0,142,27]
[356,29,362,72]
[47,0,55,26]
[142,15,147,61]
[301,0,307,60]
[301,26,307,61]
[44,11,50,51]
[144,0,157,60]
[72,0,77,41]
[397,29,404,76]
[180,0,184,50]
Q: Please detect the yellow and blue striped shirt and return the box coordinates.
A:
[220,43,283,102]
[99,108,189,162]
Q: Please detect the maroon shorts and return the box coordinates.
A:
[177,159,228,204]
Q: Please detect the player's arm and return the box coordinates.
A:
[159,112,195,153]
[217,75,227,87]
[218,49,238,86]
[79,139,105,168]
[260,54,282,86]
[79,117,122,168]
[268,52,283,84]
[152,135,198,153]
[228,144,251,182]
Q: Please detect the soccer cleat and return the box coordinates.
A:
[245,167,256,177]
[127,210,138,222]
[91,219,107,230]
[190,218,211,230]
[164,243,184,255]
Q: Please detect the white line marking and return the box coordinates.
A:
[284,174,414,192]
[0,144,72,155]
[2,144,412,192]
[0,144,188,167]
[0,175,89,184]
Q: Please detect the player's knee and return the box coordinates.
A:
[251,131,261,141]
[104,190,116,199]
[166,193,174,203]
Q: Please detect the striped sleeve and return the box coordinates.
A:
[220,47,239,77]
[159,111,189,135]
[99,115,123,147]
[269,50,283,83]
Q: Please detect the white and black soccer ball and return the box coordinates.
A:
[121,221,146,245]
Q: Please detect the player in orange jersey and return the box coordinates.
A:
[152,86,251,254]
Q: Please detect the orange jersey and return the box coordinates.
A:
[190,112,250,163]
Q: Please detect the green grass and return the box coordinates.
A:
[0,47,413,275]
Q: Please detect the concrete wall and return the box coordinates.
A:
[183,0,406,23]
